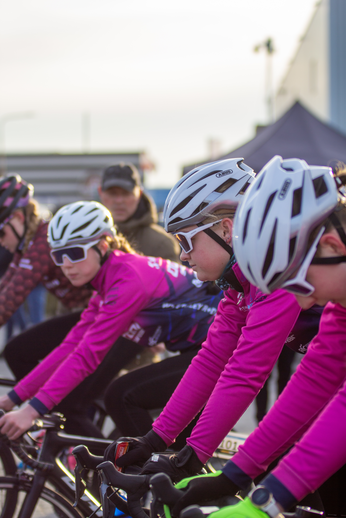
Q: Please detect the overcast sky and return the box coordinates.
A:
[1,0,319,186]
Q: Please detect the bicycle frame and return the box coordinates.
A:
[1,426,112,518]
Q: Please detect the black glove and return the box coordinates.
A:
[141,445,204,483]
[103,430,167,469]
[171,470,240,517]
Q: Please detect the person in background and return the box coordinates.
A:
[98,163,181,261]
[0,175,92,380]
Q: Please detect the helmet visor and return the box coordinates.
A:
[50,241,99,266]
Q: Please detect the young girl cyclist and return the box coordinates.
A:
[0,200,222,439]
[0,174,91,368]
[167,155,346,518]
[103,158,322,483]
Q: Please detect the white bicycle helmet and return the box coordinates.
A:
[164,158,255,233]
[232,155,338,294]
[48,201,116,248]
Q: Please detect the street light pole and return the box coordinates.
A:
[254,38,275,123]
[0,111,35,175]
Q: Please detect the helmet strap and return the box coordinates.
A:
[7,221,26,252]
[311,256,346,265]
[198,225,244,292]
[200,226,234,256]
[92,244,111,265]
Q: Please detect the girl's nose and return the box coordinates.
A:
[62,255,73,267]
[179,249,190,262]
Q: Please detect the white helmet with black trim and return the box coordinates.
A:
[163,158,255,233]
[232,155,338,294]
[48,201,116,249]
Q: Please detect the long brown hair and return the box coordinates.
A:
[104,233,138,255]
[21,199,42,253]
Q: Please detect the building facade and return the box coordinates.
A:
[275,0,346,135]
[3,152,149,210]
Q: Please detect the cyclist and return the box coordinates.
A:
[166,156,346,518]
[0,200,222,438]
[0,175,91,370]
[103,158,322,482]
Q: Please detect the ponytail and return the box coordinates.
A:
[22,199,42,253]
[104,233,138,255]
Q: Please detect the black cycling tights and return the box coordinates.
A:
[104,345,202,450]
[4,312,144,438]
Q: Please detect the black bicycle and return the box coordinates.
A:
[74,452,325,518]
[0,410,113,518]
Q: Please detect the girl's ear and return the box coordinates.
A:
[220,218,233,243]
[319,232,346,255]
[98,239,109,257]
[12,210,25,223]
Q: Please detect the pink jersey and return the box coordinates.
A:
[11,251,221,412]
[224,302,346,504]
[153,262,302,462]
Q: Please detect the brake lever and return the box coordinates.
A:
[99,469,117,518]
[73,456,86,507]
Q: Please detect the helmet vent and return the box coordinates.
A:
[238,179,251,196]
[71,205,84,214]
[262,219,277,278]
[58,224,68,241]
[191,202,208,217]
[259,191,276,235]
[313,176,328,198]
[215,178,238,194]
[72,216,98,234]
[86,207,99,215]
[268,271,283,289]
[256,175,264,191]
[169,185,205,217]
[190,171,223,187]
[292,188,302,217]
[242,209,251,243]
[90,226,101,236]
[288,236,297,263]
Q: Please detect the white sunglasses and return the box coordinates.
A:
[282,226,325,297]
[50,240,99,266]
[173,220,223,254]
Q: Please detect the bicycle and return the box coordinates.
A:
[0,410,113,518]
[76,455,324,518]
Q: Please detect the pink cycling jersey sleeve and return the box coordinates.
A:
[153,264,301,462]
[229,302,346,500]
[14,262,152,409]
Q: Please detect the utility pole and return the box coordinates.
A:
[254,38,275,123]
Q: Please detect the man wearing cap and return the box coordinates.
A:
[98,163,180,261]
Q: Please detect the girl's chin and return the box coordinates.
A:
[196,271,218,282]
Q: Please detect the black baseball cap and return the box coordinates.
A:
[101,163,142,192]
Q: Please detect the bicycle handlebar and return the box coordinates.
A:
[0,410,66,473]
[97,461,150,518]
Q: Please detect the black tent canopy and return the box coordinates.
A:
[183,101,346,175]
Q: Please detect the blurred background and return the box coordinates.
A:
[1,0,346,214]
[1,0,346,430]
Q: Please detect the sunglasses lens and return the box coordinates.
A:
[175,234,191,253]
[285,283,313,296]
[51,247,86,265]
